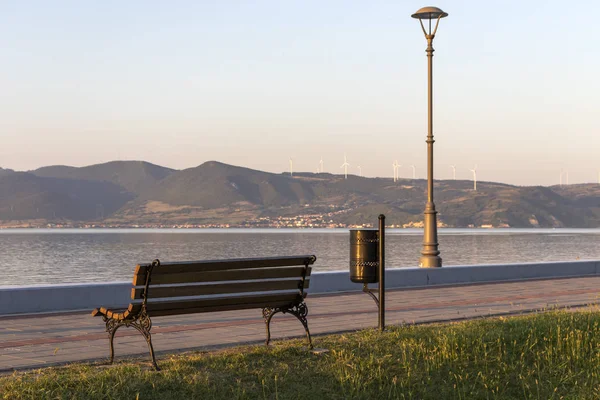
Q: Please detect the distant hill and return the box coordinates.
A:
[3,160,600,227]
[0,167,14,177]
[0,172,134,221]
[33,161,175,195]
[433,184,598,228]
[133,161,316,208]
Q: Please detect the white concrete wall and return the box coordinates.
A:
[0,282,132,316]
[309,260,600,293]
[1,260,599,316]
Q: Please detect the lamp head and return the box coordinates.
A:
[411,6,448,20]
[412,6,448,38]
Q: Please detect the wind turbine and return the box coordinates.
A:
[319,157,324,173]
[410,164,416,179]
[392,160,400,182]
[340,154,350,179]
[450,165,456,180]
[357,165,362,177]
[559,169,563,186]
[470,165,477,191]
[289,157,293,177]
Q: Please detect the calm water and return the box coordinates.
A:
[1,228,600,286]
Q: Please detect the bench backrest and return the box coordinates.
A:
[129,255,316,317]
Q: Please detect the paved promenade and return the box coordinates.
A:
[1,276,600,372]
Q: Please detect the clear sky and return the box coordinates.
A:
[0,0,598,186]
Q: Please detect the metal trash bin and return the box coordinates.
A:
[349,229,379,283]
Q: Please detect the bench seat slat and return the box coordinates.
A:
[134,266,311,286]
[134,255,316,279]
[93,290,303,318]
[145,292,301,314]
[131,278,310,300]
[147,299,297,317]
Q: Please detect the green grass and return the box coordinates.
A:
[3,310,600,399]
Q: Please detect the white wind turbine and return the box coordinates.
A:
[340,154,350,179]
[319,157,324,173]
[470,165,477,191]
[357,165,362,177]
[450,165,456,180]
[559,169,563,186]
[392,160,400,182]
[410,164,416,179]
[289,157,293,177]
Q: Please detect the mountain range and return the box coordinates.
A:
[1,160,599,228]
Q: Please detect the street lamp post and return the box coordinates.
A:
[411,6,448,268]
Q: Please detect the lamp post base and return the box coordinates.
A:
[419,202,442,268]
[419,255,442,268]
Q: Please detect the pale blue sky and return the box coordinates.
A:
[0,1,598,185]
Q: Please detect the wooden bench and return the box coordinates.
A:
[91,255,316,370]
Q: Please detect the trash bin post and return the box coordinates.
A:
[349,215,386,331]
[378,214,385,331]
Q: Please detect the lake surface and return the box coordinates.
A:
[1,228,600,286]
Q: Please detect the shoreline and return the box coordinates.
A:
[2,226,600,233]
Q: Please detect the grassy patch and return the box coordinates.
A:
[3,310,600,399]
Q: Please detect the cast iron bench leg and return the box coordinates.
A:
[263,302,313,349]
[103,311,160,371]
[104,318,122,364]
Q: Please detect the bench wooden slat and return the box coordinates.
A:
[131,278,310,300]
[94,286,305,318]
[134,256,315,279]
[133,266,311,286]
[147,299,297,317]
[144,292,300,314]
